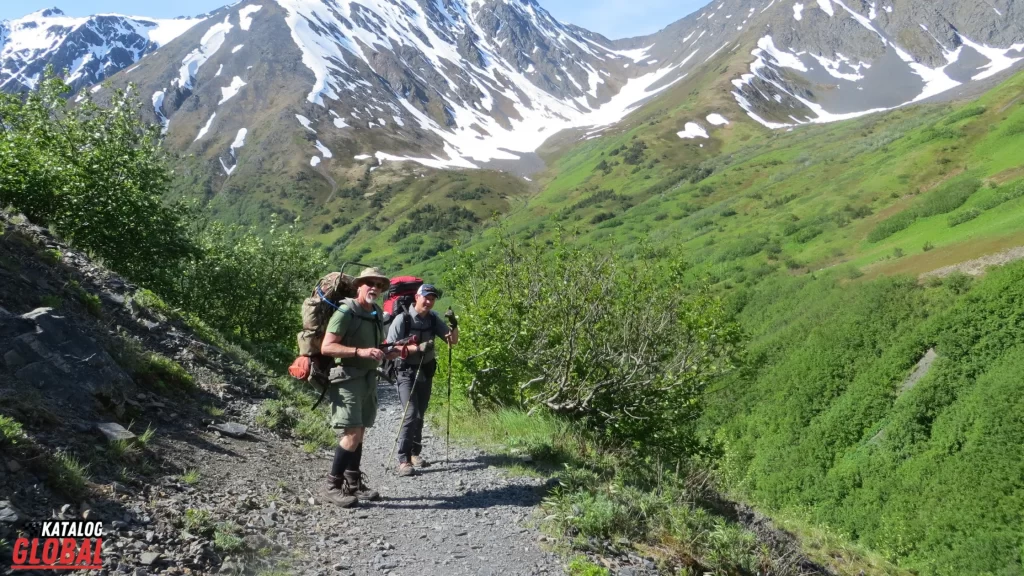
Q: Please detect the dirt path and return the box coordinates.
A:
[919,245,1024,279]
[154,385,563,576]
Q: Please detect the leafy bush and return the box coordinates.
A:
[0,69,194,287]
[445,232,741,457]
[976,180,1024,211]
[867,210,916,242]
[916,176,981,218]
[948,208,981,227]
[0,70,328,350]
[0,415,25,446]
[868,177,981,241]
[163,220,327,345]
[622,140,648,165]
[390,204,478,241]
[446,185,490,201]
[941,105,986,125]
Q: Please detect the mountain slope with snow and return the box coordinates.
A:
[0,8,204,92]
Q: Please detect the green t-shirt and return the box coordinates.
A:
[325,299,384,372]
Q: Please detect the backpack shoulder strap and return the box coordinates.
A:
[338,298,362,341]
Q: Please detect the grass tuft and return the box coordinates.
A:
[49,450,89,497]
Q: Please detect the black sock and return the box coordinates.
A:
[331,446,354,477]
[347,444,363,472]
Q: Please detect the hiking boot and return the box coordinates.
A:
[344,471,381,501]
[396,462,417,477]
[322,475,358,508]
[411,455,430,468]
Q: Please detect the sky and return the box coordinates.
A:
[0,0,707,39]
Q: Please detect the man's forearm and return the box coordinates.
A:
[322,342,361,358]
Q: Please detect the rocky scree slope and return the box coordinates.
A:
[0,212,571,576]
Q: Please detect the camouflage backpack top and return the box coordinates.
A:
[297,272,357,357]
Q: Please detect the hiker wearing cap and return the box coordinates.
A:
[386,283,459,476]
[319,267,400,507]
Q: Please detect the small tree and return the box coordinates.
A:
[0,67,194,286]
[445,231,742,456]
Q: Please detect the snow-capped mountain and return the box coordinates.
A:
[5,0,1023,181]
[718,0,1024,128]
[0,8,204,92]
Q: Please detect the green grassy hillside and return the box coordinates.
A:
[411,61,1024,574]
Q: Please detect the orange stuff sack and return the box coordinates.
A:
[288,356,311,380]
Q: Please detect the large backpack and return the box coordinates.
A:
[380,276,423,383]
[288,272,358,398]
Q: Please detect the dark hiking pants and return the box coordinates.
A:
[396,360,436,463]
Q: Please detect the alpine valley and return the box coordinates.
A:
[4,1,1024,572]
[3,0,1022,263]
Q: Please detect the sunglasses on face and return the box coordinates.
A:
[364,281,389,291]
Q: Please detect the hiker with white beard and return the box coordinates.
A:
[386,284,459,476]
[319,267,399,507]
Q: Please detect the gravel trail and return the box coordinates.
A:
[287,384,563,576]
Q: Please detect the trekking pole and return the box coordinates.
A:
[387,358,424,473]
[445,341,452,466]
[444,307,457,467]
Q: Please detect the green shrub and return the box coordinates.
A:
[567,557,609,576]
[869,177,981,241]
[444,232,741,457]
[134,354,194,393]
[948,208,981,227]
[942,105,986,125]
[183,509,214,537]
[916,176,981,217]
[214,523,244,553]
[256,400,296,430]
[294,411,334,449]
[0,415,25,446]
[0,69,195,287]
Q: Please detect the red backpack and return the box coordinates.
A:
[383,276,423,320]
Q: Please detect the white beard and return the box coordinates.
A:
[365,294,377,304]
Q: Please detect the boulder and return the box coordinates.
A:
[97,423,137,443]
[0,500,23,524]
[208,423,248,438]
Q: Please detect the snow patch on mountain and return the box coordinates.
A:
[195,112,216,141]
[794,3,804,21]
[296,114,315,132]
[273,0,687,168]
[231,128,247,151]
[314,140,333,158]
[174,14,232,90]
[238,5,262,31]
[677,122,709,138]
[707,113,729,125]
[152,90,169,134]
[310,156,320,166]
[232,44,244,53]
[220,127,248,175]
[958,36,1024,80]
[218,76,246,104]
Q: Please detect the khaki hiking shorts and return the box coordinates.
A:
[328,366,378,429]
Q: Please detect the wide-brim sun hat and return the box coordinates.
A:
[354,267,389,286]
